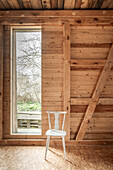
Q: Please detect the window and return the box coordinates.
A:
[11,26,42,134]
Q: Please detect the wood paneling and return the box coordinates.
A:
[3,24,64,139]
[70,24,113,141]
[0,10,113,144]
[0,10,113,17]
[42,25,64,137]
[0,0,113,9]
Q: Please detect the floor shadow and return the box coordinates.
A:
[48,148,63,158]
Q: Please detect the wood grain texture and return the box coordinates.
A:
[58,0,64,9]
[81,0,89,8]
[50,0,57,9]
[42,0,51,9]
[94,0,105,8]
[76,44,113,140]
[63,22,71,140]
[0,11,113,142]
[0,1,5,9]
[30,0,42,9]
[75,0,82,8]
[22,0,32,8]
[7,0,20,9]
[0,10,113,17]
[17,0,25,9]
[0,25,3,140]
[0,0,11,9]
[0,0,112,9]
[64,0,75,9]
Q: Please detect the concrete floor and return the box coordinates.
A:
[0,146,113,170]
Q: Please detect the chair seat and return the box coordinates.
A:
[46,129,66,136]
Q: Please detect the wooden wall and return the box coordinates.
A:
[70,26,113,140]
[0,10,113,145]
[42,25,64,136]
[2,25,64,139]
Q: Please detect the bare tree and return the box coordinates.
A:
[16,31,41,104]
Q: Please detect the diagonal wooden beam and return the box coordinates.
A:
[76,44,113,140]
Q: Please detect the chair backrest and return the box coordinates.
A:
[46,111,67,130]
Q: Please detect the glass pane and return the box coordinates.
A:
[15,30,41,133]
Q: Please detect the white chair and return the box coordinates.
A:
[45,111,67,160]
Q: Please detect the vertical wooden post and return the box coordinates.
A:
[0,24,3,140]
[63,22,70,141]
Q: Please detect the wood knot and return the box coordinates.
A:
[94,18,98,21]
[67,35,69,40]
[76,20,81,23]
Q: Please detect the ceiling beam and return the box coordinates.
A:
[0,10,112,17]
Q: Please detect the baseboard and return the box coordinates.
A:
[0,139,113,146]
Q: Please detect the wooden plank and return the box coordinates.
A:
[0,139,113,146]
[0,17,113,27]
[71,98,91,105]
[71,26,113,44]
[64,0,75,9]
[58,0,63,9]
[84,133,113,140]
[63,22,70,140]
[88,0,95,8]
[7,0,20,9]
[0,10,113,18]
[109,0,113,8]
[71,69,101,76]
[91,0,98,8]
[0,1,5,9]
[81,0,89,8]
[0,25,3,140]
[50,0,57,9]
[42,0,51,9]
[71,47,110,59]
[71,98,113,105]
[3,26,10,138]
[75,0,82,8]
[71,59,106,67]
[1,0,11,9]
[17,0,25,8]
[94,0,104,8]
[30,0,42,9]
[76,44,113,140]
[70,112,113,118]
[22,0,32,8]
[101,0,112,8]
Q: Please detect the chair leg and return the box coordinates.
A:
[45,136,50,160]
[62,137,66,160]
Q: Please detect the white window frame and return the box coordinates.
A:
[10,26,42,134]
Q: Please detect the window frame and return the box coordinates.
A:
[10,26,42,135]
